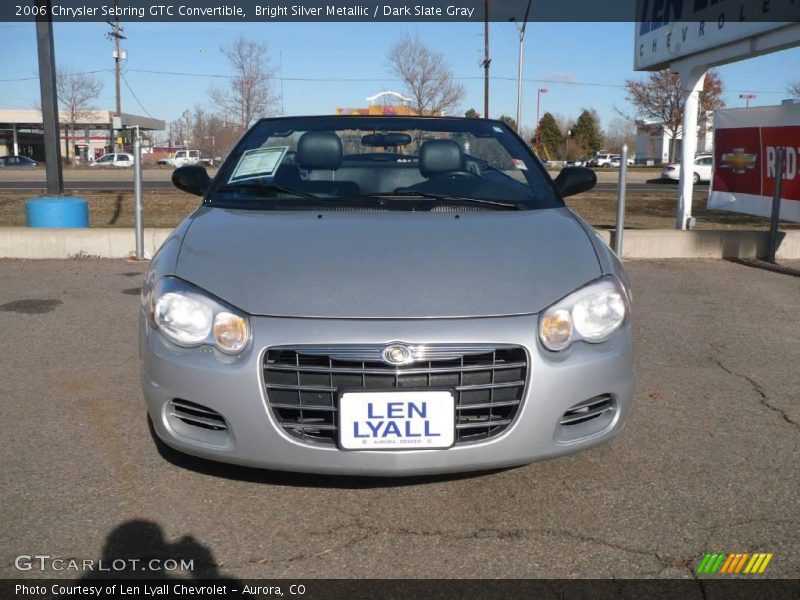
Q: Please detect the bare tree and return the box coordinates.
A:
[210,36,277,131]
[387,33,465,116]
[604,116,637,154]
[788,81,800,98]
[56,66,103,163]
[169,106,241,159]
[625,69,724,162]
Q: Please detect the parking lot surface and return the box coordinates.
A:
[1,259,798,579]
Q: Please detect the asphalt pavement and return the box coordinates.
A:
[1,259,797,579]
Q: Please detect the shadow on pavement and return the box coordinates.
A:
[55,519,252,595]
[726,258,800,279]
[148,416,513,489]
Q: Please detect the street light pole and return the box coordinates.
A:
[512,0,533,132]
[535,87,548,146]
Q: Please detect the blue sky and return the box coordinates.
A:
[1,21,798,132]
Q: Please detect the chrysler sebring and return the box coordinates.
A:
[139,115,634,476]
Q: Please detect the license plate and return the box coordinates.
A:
[339,391,455,450]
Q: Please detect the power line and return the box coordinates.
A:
[0,67,791,96]
[120,70,153,117]
[0,69,111,83]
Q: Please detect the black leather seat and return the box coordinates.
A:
[284,132,361,197]
[419,140,465,177]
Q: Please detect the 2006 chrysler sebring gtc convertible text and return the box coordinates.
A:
[139,116,634,476]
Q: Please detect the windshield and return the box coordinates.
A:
[208,116,561,211]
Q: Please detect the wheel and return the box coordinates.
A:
[693,172,700,184]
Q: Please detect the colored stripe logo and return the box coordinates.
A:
[696,552,773,574]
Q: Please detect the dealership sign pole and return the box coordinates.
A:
[767,148,786,264]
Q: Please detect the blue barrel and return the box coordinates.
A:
[25,196,89,228]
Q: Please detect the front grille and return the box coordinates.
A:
[263,344,528,446]
[168,399,227,431]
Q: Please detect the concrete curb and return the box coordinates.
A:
[0,227,172,259]
[595,229,800,260]
[0,227,799,260]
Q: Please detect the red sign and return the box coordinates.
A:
[713,125,800,202]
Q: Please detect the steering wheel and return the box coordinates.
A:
[430,169,481,180]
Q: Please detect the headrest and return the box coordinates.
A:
[419,140,463,178]
[297,131,343,170]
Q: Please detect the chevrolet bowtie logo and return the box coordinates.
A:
[720,148,758,174]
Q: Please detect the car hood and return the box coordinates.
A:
[174,206,601,319]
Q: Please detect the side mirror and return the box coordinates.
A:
[172,165,211,197]
[553,166,597,198]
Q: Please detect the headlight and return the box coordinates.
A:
[539,276,629,352]
[149,277,250,354]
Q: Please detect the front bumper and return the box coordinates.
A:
[140,313,635,476]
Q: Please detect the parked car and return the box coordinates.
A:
[140,115,634,476]
[158,149,215,168]
[91,153,134,168]
[565,159,586,167]
[593,153,618,167]
[609,156,634,168]
[661,154,713,183]
[0,155,37,167]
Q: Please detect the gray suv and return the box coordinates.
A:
[139,115,634,476]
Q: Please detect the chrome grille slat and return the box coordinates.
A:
[170,400,221,418]
[456,419,512,430]
[264,361,527,375]
[271,402,338,412]
[279,422,338,431]
[167,399,227,431]
[263,344,528,446]
[560,405,614,425]
[560,395,615,426]
[266,380,525,393]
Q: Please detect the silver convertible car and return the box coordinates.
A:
[139,115,634,476]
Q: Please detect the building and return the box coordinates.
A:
[635,112,714,165]
[336,91,421,117]
[0,109,165,162]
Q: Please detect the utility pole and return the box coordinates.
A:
[106,2,125,151]
[512,0,532,132]
[482,0,490,118]
[35,0,63,195]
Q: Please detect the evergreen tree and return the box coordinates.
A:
[535,112,564,158]
[571,109,603,155]
[498,114,517,131]
[464,108,480,119]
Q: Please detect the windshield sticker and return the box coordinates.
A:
[492,126,504,133]
[228,146,288,183]
[512,159,528,170]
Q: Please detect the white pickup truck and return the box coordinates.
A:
[158,150,214,168]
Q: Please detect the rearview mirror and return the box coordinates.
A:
[553,167,597,198]
[361,132,413,147]
[172,165,212,197]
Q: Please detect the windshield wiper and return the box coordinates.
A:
[366,191,522,210]
[216,182,318,198]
